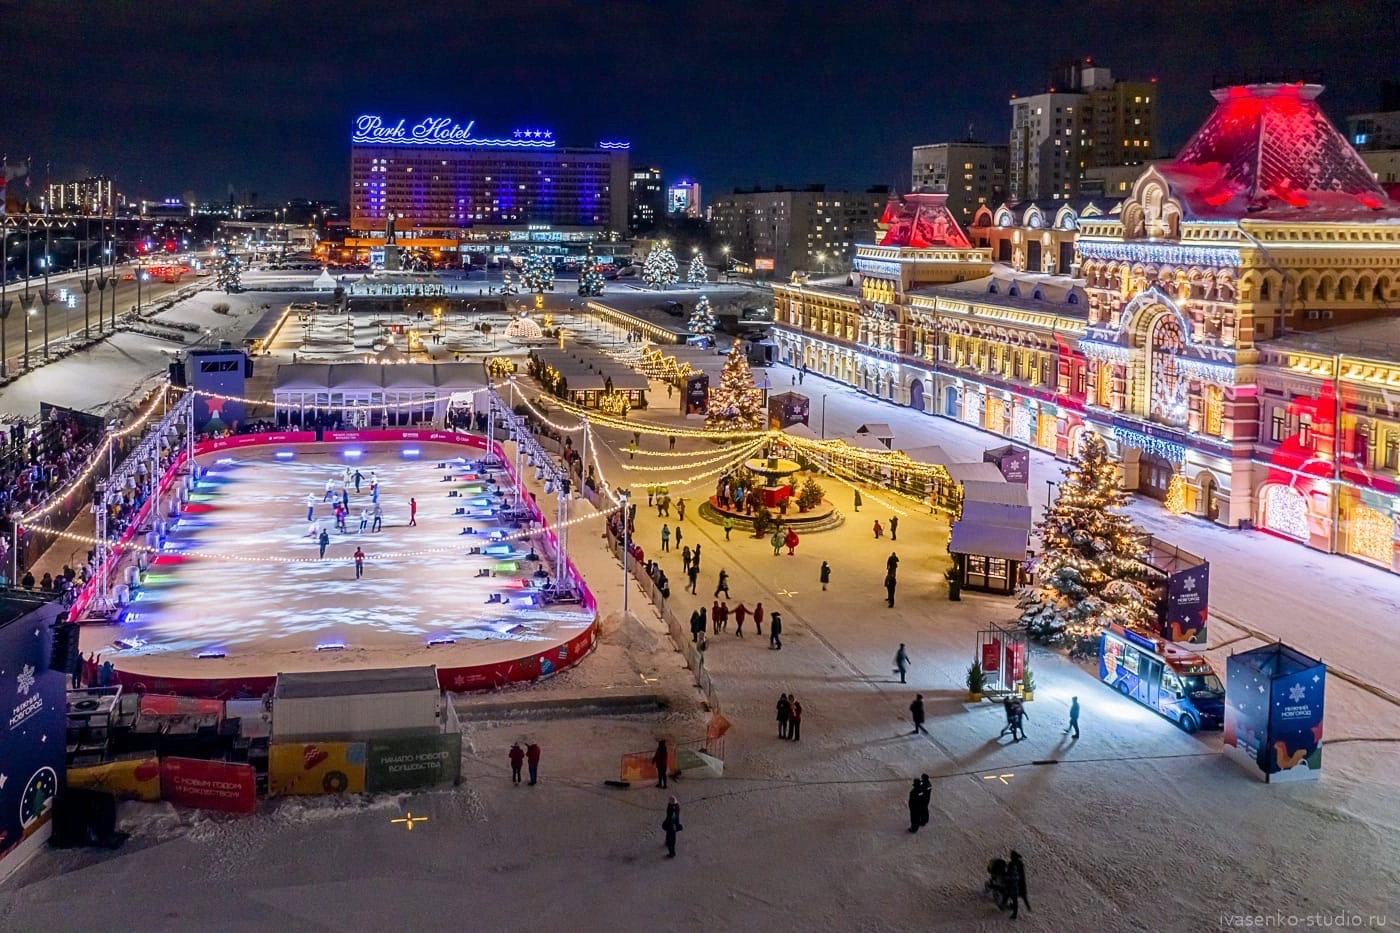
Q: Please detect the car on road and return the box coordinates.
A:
[659,300,684,317]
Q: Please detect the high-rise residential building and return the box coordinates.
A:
[708,185,889,275]
[1009,61,1157,201]
[628,167,664,234]
[46,176,114,213]
[911,142,1008,224]
[1347,81,1400,151]
[667,179,702,218]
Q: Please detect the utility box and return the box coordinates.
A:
[272,666,441,742]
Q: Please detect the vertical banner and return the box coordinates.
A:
[1266,664,1325,783]
[981,639,1001,673]
[1005,643,1025,682]
[365,734,462,793]
[1163,562,1210,644]
[160,757,257,813]
[0,611,67,874]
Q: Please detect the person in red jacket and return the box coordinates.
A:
[784,527,799,555]
[409,497,418,526]
[526,742,542,785]
[508,743,525,784]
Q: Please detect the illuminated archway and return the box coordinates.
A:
[1260,484,1308,540]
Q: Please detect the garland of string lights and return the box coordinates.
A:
[616,439,766,472]
[19,388,184,525]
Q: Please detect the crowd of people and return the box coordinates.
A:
[0,412,104,522]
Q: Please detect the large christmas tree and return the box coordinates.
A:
[642,244,679,290]
[578,248,605,297]
[687,254,709,285]
[216,250,242,293]
[688,295,716,336]
[1019,432,1155,643]
[500,268,518,296]
[705,349,765,431]
[520,251,554,292]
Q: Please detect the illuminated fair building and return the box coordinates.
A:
[772,84,1400,574]
[347,115,631,255]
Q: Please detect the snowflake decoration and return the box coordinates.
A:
[1288,683,1307,703]
[16,663,36,696]
[1182,576,1196,592]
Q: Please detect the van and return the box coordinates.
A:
[1099,624,1224,733]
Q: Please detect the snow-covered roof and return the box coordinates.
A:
[960,479,1030,507]
[946,461,1007,484]
[951,499,1033,560]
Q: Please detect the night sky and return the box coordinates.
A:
[3,0,1396,205]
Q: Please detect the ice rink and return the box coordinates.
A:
[81,441,595,682]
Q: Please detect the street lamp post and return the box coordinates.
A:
[40,220,52,359]
[0,224,9,378]
[21,221,32,370]
[1045,479,1057,507]
[618,489,631,614]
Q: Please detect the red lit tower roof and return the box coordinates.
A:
[1158,83,1399,220]
[877,193,972,248]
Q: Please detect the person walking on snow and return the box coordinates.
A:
[341,488,350,512]
[887,552,900,575]
[777,693,791,738]
[687,564,700,595]
[873,519,883,539]
[324,479,335,502]
[673,524,682,551]
[359,508,368,533]
[526,742,541,785]
[733,602,747,637]
[306,493,317,522]
[752,601,764,637]
[676,498,686,522]
[1005,851,1031,918]
[712,600,723,634]
[853,488,862,512]
[889,515,898,541]
[894,643,911,683]
[652,739,670,788]
[714,569,730,598]
[508,743,525,784]
[318,528,331,559]
[661,524,671,552]
[885,571,897,607]
[770,528,783,556]
[372,503,383,532]
[661,797,682,858]
[681,545,692,574]
[409,497,418,526]
[723,516,735,541]
[908,779,925,833]
[910,694,928,735]
[1065,696,1080,739]
[769,611,783,649]
[353,546,365,579]
[820,560,831,590]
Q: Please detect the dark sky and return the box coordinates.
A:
[2,0,1396,205]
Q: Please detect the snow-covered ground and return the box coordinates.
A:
[3,337,1398,931]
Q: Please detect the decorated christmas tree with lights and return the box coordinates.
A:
[1018,432,1154,644]
[500,268,518,296]
[216,250,242,293]
[520,251,554,292]
[687,254,709,285]
[578,248,605,297]
[688,295,716,336]
[705,348,765,431]
[642,243,679,290]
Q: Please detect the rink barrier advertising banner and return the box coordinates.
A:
[269,741,368,796]
[100,430,598,699]
[365,733,462,792]
[1224,644,1325,783]
[138,695,225,718]
[0,605,67,875]
[66,756,162,802]
[159,757,257,813]
[1163,563,1210,644]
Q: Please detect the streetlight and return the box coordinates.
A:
[1045,479,1057,507]
[618,489,631,613]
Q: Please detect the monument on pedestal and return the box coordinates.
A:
[383,212,401,271]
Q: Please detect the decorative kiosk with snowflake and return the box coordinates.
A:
[1224,643,1326,782]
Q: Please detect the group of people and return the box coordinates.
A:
[506,742,543,785]
[906,774,931,832]
[871,515,898,540]
[999,695,1030,742]
[986,851,1031,918]
[775,692,803,741]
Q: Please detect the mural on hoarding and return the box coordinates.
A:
[0,607,67,871]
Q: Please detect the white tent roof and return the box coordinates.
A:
[783,422,819,439]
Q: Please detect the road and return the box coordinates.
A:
[0,270,196,374]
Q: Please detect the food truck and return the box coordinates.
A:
[1099,624,1225,733]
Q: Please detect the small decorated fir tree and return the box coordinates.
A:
[579,248,605,297]
[705,349,765,431]
[520,251,554,292]
[642,243,679,290]
[688,295,716,336]
[500,269,518,296]
[1018,432,1155,643]
[687,254,709,285]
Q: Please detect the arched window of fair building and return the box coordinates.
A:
[1204,384,1224,437]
